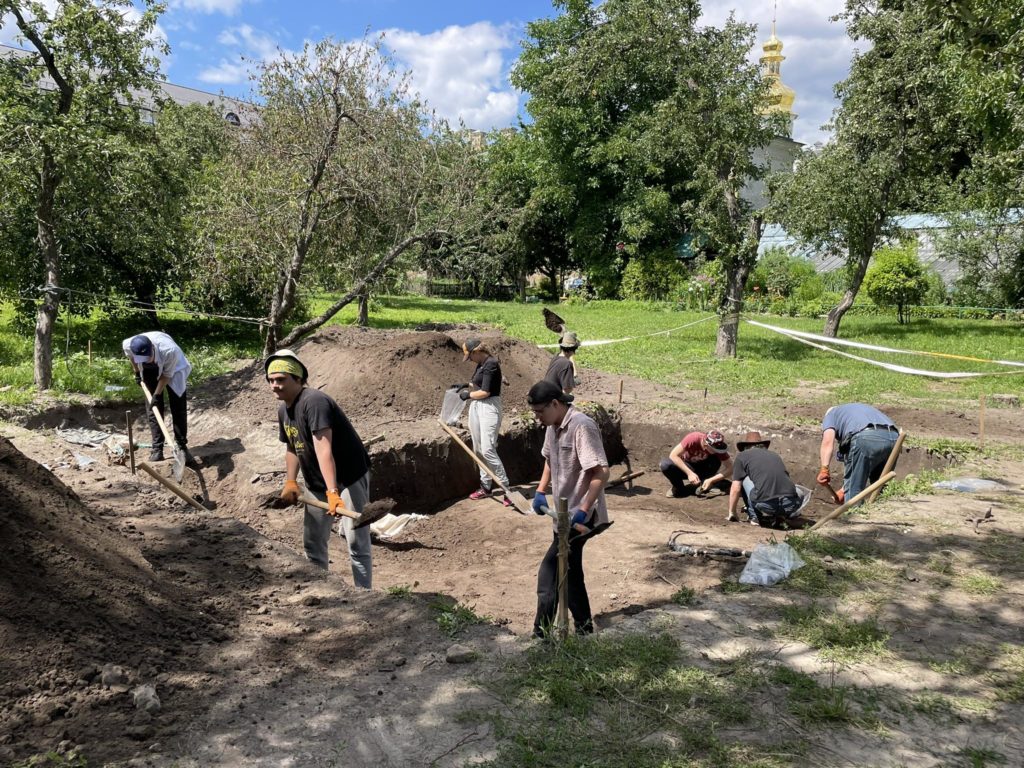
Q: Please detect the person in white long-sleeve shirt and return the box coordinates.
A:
[122,331,193,463]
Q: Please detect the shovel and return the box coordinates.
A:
[438,419,531,515]
[140,380,186,482]
[299,495,396,529]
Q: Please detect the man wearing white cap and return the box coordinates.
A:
[265,349,373,587]
[122,331,192,463]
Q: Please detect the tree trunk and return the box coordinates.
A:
[33,149,62,390]
[275,233,434,352]
[822,245,873,337]
[714,259,750,358]
[357,288,369,326]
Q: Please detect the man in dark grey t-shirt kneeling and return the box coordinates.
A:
[727,431,805,527]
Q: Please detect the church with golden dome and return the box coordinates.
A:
[759,18,797,136]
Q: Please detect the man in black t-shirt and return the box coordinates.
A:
[544,331,580,394]
[266,349,373,587]
[727,431,804,527]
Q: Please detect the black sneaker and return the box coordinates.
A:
[149,448,165,462]
[179,447,198,467]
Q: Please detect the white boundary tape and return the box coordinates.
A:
[747,319,1024,379]
[538,315,716,349]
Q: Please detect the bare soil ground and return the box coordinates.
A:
[3,324,1024,767]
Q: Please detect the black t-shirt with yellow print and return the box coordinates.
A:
[277,387,370,493]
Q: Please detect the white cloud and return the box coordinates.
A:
[172,0,244,15]
[197,58,250,84]
[383,22,520,131]
[699,0,852,146]
[198,24,285,85]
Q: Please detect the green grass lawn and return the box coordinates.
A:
[1,296,1022,408]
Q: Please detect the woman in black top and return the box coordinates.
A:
[459,338,512,507]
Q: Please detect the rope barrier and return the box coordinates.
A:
[538,314,717,349]
[747,319,1024,379]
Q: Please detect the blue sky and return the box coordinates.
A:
[2,1,854,146]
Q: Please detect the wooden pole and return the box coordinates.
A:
[138,462,208,512]
[125,411,136,475]
[809,471,896,532]
[979,395,986,450]
[556,496,570,641]
[606,470,645,489]
[87,339,92,366]
[617,379,623,404]
[867,429,907,504]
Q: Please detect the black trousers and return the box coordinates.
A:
[142,364,187,449]
[534,531,593,638]
[659,455,729,496]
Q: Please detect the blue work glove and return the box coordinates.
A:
[532,492,548,515]
[458,388,471,401]
[571,508,592,530]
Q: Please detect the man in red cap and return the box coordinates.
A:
[659,429,732,498]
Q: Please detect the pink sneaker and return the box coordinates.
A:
[468,488,490,500]
[502,497,513,508]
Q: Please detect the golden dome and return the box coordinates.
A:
[759,20,797,133]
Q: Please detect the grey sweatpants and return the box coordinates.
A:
[468,396,509,491]
[303,471,372,588]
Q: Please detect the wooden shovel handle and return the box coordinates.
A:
[299,494,361,522]
[140,381,175,448]
[809,471,896,532]
[438,419,510,494]
[138,462,208,512]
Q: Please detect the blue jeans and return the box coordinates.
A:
[843,429,898,504]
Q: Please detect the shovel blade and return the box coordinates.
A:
[506,490,532,516]
[171,450,186,482]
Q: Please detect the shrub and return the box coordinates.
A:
[749,248,817,299]
[680,257,724,311]
[620,250,688,301]
[863,242,929,323]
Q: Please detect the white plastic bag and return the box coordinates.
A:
[440,388,468,426]
[932,477,1007,493]
[738,542,805,586]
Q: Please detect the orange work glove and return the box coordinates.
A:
[326,489,346,517]
[281,479,301,504]
[816,465,831,486]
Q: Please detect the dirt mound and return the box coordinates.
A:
[221,326,554,433]
[0,436,223,763]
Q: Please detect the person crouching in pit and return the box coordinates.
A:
[659,429,732,498]
[727,431,807,527]
[527,380,610,638]
[266,349,373,588]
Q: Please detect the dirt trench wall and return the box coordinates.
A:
[620,421,949,489]
[368,405,626,511]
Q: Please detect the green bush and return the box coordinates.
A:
[679,257,724,311]
[863,242,929,323]
[620,250,687,301]
[749,248,817,299]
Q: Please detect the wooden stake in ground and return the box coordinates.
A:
[617,379,623,404]
[87,339,92,366]
[138,462,208,512]
[809,471,896,532]
[979,395,986,450]
[125,411,136,475]
[867,429,907,504]
[556,496,570,641]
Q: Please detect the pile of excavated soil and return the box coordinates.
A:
[0,436,219,764]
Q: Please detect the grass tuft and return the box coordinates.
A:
[779,606,889,663]
[430,598,490,637]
